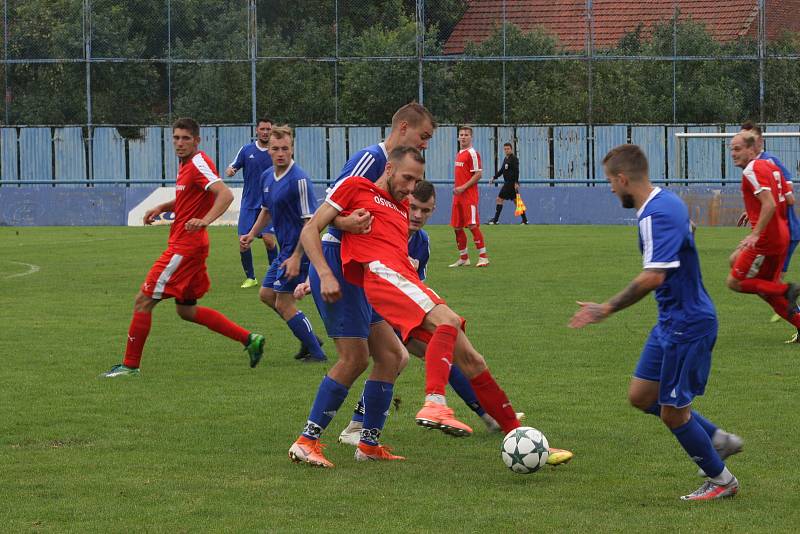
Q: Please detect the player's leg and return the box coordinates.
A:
[262,229,278,265]
[466,203,489,266]
[274,291,326,362]
[101,290,160,377]
[238,209,259,288]
[772,240,800,323]
[489,196,503,224]
[727,249,793,297]
[450,199,470,267]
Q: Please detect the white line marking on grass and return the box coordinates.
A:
[3,261,41,279]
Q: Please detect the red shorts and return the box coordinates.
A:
[451,197,479,228]
[142,248,210,301]
[363,260,446,341]
[730,247,785,282]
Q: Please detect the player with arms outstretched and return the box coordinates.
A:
[570,144,741,501]
[101,118,265,378]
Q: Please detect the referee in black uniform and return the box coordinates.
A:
[488,142,527,224]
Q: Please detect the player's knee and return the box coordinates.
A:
[628,393,652,412]
[726,275,741,291]
[660,407,691,429]
[274,299,296,321]
[133,291,156,313]
[175,305,196,321]
[259,288,276,307]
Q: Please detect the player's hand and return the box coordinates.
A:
[739,233,759,250]
[320,273,342,303]
[342,208,373,234]
[294,281,311,300]
[453,185,465,195]
[185,218,208,232]
[239,234,254,250]
[280,255,301,281]
[143,208,161,225]
[225,166,236,177]
[408,256,420,271]
[737,211,749,227]
[514,183,520,192]
[568,301,611,328]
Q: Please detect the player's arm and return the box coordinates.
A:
[225,146,245,177]
[143,199,176,225]
[740,189,775,249]
[456,170,483,194]
[569,269,666,328]
[240,208,271,249]
[300,203,343,302]
[280,218,312,280]
[185,181,234,232]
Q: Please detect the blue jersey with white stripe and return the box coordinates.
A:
[408,229,430,280]
[637,187,716,342]
[261,160,317,258]
[230,142,273,210]
[760,150,800,240]
[325,142,388,242]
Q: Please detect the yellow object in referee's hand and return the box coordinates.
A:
[514,194,527,216]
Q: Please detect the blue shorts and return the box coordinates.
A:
[309,243,383,339]
[262,256,309,293]
[238,207,275,236]
[633,324,717,408]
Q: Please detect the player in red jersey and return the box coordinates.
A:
[300,146,530,458]
[727,130,800,328]
[101,118,265,378]
[450,125,489,268]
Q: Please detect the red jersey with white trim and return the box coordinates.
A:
[168,151,221,254]
[454,147,481,203]
[741,158,789,255]
[325,176,411,285]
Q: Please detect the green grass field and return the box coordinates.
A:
[2,224,799,532]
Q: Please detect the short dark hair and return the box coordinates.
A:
[258,116,273,127]
[392,102,437,130]
[602,144,648,180]
[388,145,425,165]
[412,180,436,202]
[503,142,513,149]
[741,120,763,137]
[172,117,200,137]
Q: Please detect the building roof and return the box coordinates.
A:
[443,0,800,54]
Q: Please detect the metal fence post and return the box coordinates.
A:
[249,0,257,125]
[758,0,765,123]
[84,0,93,182]
[167,0,172,123]
[417,0,424,104]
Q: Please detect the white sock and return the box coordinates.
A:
[425,394,447,406]
[710,466,734,486]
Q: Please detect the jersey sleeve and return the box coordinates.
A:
[743,163,771,196]
[229,145,246,170]
[509,155,519,182]
[326,177,359,213]
[639,211,682,270]
[191,153,221,190]
[338,149,384,182]
[297,176,318,218]
[468,148,482,173]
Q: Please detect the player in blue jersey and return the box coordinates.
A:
[740,122,800,333]
[288,103,437,467]
[570,144,741,501]
[226,117,278,289]
[240,126,327,363]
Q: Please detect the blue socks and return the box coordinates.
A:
[449,364,485,416]
[644,404,718,439]
[671,417,725,479]
[352,397,366,424]
[240,249,255,279]
[303,376,349,440]
[287,311,325,360]
[360,380,393,445]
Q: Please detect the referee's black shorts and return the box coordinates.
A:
[498,182,517,201]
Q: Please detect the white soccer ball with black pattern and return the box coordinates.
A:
[501,426,549,474]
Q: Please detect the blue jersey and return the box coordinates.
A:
[230,142,273,210]
[261,160,317,259]
[760,150,800,240]
[637,187,717,342]
[408,229,430,280]
[325,142,388,242]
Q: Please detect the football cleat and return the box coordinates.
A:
[448,258,471,267]
[294,335,325,360]
[698,431,743,476]
[785,283,800,316]
[355,442,406,461]
[415,401,473,437]
[245,333,265,368]
[483,411,526,433]
[298,355,328,364]
[338,421,363,446]
[475,257,490,268]
[546,447,574,466]
[240,278,259,289]
[99,364,140,378]
[770,313,782,323]
[680,477,739,501]
[288,436,334,468]
[487,220,498,225]
[785,332,800,344]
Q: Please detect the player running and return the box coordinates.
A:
[240,126,327,363]
[302,146,565,465]
[727,131,800,332]
[101,118,265,378]
[287,104,436,467]
[449,125,489,267]
[226,116,278,288]
[570,144,741,501]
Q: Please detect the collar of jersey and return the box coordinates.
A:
[637,186,662,218]
[379,142,388,159]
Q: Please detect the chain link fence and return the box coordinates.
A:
[1,0,798,126]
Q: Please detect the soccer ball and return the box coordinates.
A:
[501,426,549,474]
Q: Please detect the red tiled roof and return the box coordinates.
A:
[443,0,800,54]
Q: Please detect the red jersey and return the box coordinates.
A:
[168,151,221,254]
[326,176,411,285]
[741,158,789,255]
[454,147,482,204]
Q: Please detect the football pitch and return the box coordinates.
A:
[2,224,799,532]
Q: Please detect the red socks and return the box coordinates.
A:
[470,226,486,255]
[123,311,152,368]
[470,369,520,434]
[192,306,250,344]
[454,229,468,259]
[425,324,459,396]
[738,278,788,296]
